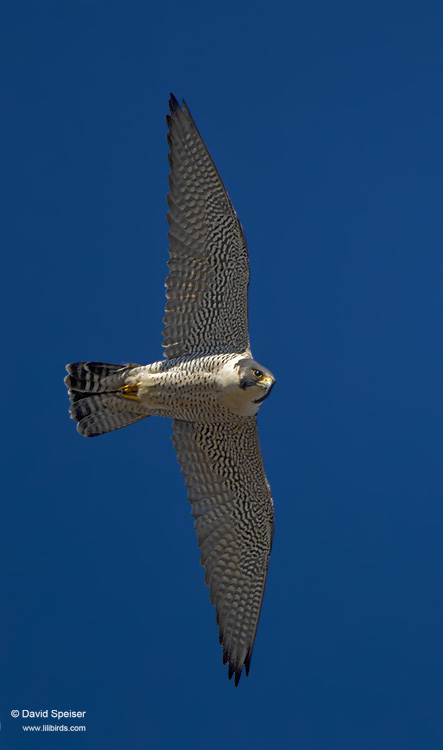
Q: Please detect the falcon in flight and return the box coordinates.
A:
[65,94,275,685]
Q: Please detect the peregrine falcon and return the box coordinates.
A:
[65,94,275,685]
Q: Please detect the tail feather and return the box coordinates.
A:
[65,361,148,437]
[65,361,130,393]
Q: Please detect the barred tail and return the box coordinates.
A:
[64,361,148,437]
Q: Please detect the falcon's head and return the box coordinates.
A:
[216,356,275,417]
[235,358,275,404]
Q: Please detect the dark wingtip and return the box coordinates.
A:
[226,657,244,686]
[244,650,252,676]
[169,93,181,113]
[228,663,242,687]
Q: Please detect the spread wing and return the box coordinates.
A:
[163,94,251,359]
[172,417,274,685]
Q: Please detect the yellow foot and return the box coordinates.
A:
[117,383,141,401]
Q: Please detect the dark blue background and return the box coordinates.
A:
[1,1,442,748]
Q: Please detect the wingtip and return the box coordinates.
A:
[169,93,181,114]
[228,663,243,687]
[168,94,193,122]
[226,655,245,686]
[244,650,252,676]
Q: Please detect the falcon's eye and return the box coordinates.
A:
[252,369,263,378]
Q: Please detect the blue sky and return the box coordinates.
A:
[1,1,443,748]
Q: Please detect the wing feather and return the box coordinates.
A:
[172,417,273,685]
[163,95,251,359]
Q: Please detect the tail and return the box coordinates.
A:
[65,361,148,437]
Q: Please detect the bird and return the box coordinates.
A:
[65,94,275,685]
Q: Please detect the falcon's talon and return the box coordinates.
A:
[117,384,141,401]
[64,94,275,686]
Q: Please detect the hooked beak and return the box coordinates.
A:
[254,375,275,404]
